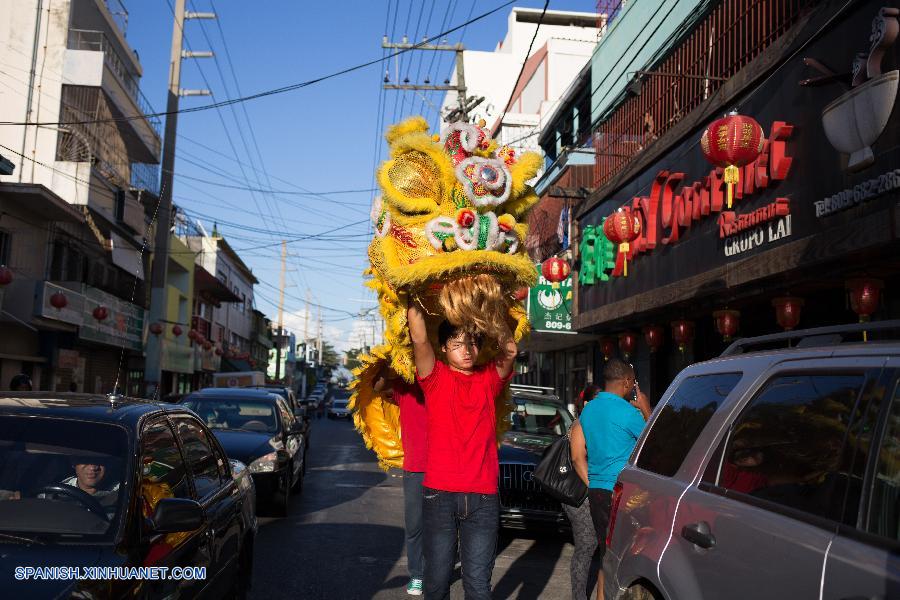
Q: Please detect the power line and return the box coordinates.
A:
[0,0,518,130]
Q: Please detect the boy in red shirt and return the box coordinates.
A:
[407,301,517,600]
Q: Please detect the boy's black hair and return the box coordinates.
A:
[438,320,482,347]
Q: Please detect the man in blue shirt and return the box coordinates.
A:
[571,359,651,598]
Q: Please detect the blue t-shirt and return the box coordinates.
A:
[579,391,646,490]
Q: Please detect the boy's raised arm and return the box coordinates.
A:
[495,323,517,380]
[407,300,435,379]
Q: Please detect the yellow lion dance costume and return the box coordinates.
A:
[349,116,542,470]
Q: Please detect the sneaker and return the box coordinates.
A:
[406,578,423,596]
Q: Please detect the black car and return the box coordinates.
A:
[0,392,257,599]
[498,391,574,531]
[243,384,311,450]
[183,388,305,517]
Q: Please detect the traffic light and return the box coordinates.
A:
[579,225,597,285]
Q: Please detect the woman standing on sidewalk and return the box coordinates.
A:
[563,383,601,600]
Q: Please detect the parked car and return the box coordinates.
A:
[243,385,310,450]
[327,399,351,419]
[183,388,305,517]
[498,390,573,531]
[0,392,257,599]
[604,321,900,600]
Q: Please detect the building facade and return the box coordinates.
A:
[574,0,900,401]
[0,0,159,393]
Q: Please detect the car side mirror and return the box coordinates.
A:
[151,498,204,534]
[290,421,305,434]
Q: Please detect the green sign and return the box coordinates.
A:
[579,220,616,286]
[528,263,574,333]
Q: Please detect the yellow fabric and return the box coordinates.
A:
[350,116,541,469]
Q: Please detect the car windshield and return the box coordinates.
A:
[184,398,279,434]
[0,416,128,540]
[508,398,573,436]
[334,401,348,409]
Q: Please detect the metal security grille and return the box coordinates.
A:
[594,0,811,188]
[499,462,561,512]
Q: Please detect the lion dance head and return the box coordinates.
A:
[349,116,542,469]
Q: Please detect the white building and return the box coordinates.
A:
[0,0,160,394]
[0,0,161,227]
[439,7,600,155]
[186,227,258,356]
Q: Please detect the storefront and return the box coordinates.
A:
[575,1,900,401]
[34,281,146,395]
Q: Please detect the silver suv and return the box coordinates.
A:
[604,321,900,600]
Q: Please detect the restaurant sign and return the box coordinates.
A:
[528,263,575,333]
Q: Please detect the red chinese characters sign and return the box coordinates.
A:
[604,121,794,278]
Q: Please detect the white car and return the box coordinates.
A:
[327,400,351,419]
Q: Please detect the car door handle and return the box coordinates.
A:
[681,521,716,549]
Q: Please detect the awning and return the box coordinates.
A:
[0,183,85,223]
[221,357,253,372]
[110,232,145,280]
[194,267,241,305]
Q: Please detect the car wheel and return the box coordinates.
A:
[292,461,304,492]
[228,534,254,600]
[274,473,291,517]
[624,584,660,600]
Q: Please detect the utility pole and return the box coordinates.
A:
[382,38,484,123]
[316,307,323,374]
[300,289,310,397]
[274,240,286,380]
[144,1,214,398]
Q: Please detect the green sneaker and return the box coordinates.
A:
[406,578,423,596]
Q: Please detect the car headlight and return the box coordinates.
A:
[248,451,279,473]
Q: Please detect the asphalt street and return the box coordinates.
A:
[248,391,582,599]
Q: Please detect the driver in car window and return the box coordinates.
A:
[60,459,120,499]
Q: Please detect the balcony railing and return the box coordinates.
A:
[67,28,162,139]
[130,162,160,195]
[594,0,811,189]
[104,0,129,36]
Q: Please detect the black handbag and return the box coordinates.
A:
[533,433,588,507]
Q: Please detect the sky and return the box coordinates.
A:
[123,0,596,352]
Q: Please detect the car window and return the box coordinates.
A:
[637,373,742,477]
[173,417,225,500]
[705,373,865,522]
[184,398,279,433]
[867,379,900,540]
[275,398,293,430]
[140,419,192,526]
[509,398,572,436]
[0,417,127,539]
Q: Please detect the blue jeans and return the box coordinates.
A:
[423,487,499,600]
[403,471,425,580]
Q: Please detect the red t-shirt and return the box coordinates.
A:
[395,380,427,473]
[417,360,510,494]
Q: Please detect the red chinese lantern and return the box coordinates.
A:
[214,347,223,356]
[172,324,183,337]
[92,306,109,322]
[671,320,695,354]
[0,266,12,286]
[513,287,528,302]
[700,111,765,209]
[541,257,570,288]
[847,278,883,322]
[249,359,257,369]
[643,325,664,353]
[618,331,638,359]
[203,341,212,351]
[49,291,68,310]
[713,309,741,342]
[149,322,164,336]
[772,297,804,331]
[600,338,617,361]
[187,329,199,341]
[602,208,641,276]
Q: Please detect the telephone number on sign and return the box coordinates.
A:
[542,321,571,330]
